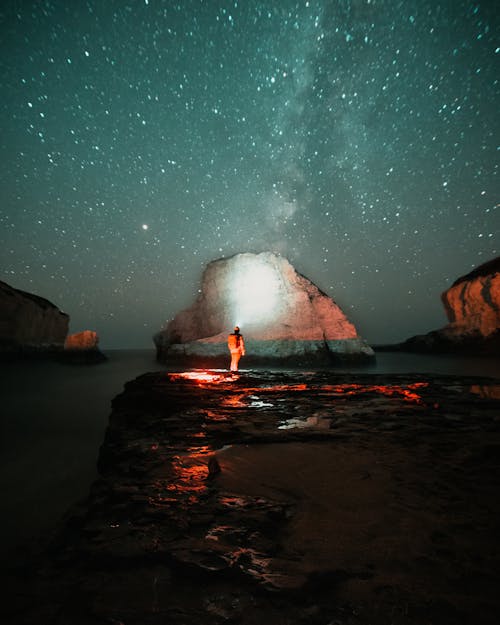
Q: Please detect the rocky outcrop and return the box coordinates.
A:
[441,256,500,337]
[62,330,107,364]
[0,279,69,357]
[400,256,500,355]
[64,330,99,350]
[155,252,374,364]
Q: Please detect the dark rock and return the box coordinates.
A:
[208,456,221,478]
[57,348,107,365]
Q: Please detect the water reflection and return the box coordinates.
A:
[221,393,247,408]
[168,371,238,384]
[150,373,431,510]
[319,382,429,404]
[168,371,428,405]
[149,439,215,507]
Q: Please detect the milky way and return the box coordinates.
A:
[1,1,498,347]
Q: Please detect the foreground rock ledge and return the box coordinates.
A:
[8,369,500,624]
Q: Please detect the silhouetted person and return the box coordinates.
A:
[227,326,245,371]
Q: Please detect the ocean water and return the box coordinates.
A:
[0,349,498,562]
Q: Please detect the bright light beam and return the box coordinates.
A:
[229,262,280,328]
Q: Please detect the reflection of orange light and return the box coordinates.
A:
[205,410,229,421]
[149,436,214,507]
[319,382,428,404]
[260,384,308,392]
[222,382,427,404]
[169,371,236,385]
[186,444,212,454]
[167,372,428,404]
[221,394,247,408]
[237,384,308,393]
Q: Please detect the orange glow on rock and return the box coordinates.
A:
[144,375,437,519]
[166,372,429,405]
[319,382,428,404]
[221,394,248,408]
[149,439,215,508]
[168,371,231,384]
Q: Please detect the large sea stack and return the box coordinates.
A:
[402,256,500,355]
[0,280,69,358]
[154,252,374,365]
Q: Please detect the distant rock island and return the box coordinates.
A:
[154,252,374,365]
[398,256,500,356]
[63,330,107,364]
[0,279,105,363]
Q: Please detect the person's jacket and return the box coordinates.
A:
[228,332,245,352]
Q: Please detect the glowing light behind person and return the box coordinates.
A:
[228,262,281,330]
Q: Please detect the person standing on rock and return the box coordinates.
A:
[228,326,245,371]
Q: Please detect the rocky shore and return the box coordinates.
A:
[4,368,500,624]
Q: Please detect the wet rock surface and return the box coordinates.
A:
[7,369,500,624]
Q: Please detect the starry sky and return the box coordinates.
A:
[1,0,498,348]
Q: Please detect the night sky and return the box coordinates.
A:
[1,1,498,348]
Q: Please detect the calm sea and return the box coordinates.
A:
[0,349,498,562]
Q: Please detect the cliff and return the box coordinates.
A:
[401,256,500,355]
[0,280,69,356]
[441,256,500,338]
[154,252,373,365]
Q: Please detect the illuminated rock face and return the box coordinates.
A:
[155,252,374,363]
[441,256,500,338]
[0,279,69,354]
[65,330,99,350]
[402,256,500,355]
[63,329,106,363]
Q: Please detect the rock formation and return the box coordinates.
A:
[442,256,500,337]
[154,252,374,364]
[401,256,500,355]
[63,330,107,364]
[64,330,99,350]
[0,279,69,357]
